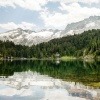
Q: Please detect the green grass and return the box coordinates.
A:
[60,56,77,61]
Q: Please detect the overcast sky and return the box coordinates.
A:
[0,0,100,32]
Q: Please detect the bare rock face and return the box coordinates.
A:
[0,28,61,46]
[61,16,100,36]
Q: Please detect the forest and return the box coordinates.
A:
[0,29,100,58]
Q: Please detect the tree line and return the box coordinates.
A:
[0,29,100,58]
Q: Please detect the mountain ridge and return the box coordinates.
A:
[0,16,100,46]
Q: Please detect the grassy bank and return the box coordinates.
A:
[60,55,100,62]
[60,56,77,61]
[0,55,100,61]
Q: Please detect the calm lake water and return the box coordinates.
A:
[0,60,100,100]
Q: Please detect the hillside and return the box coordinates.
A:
[31,29,100,58]
[0,29,100,59]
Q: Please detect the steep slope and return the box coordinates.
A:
[0,29,100,58]
[30,29,100,58]
[61,16,100,36]
[0,28,61,46]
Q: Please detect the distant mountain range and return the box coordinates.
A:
[0,16,100,46]
[0,28,61,46]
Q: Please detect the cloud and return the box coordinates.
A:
[0,0,47,11]
[0,0,100,30]
[40,10,68,29]
[0,0,100,11]
[40,3,100,29]
[49,0,100,4]
[0,22,37,30]
[79,0,100,4]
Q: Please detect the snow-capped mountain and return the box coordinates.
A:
[61,16,100,36]
[0,16,100,46]
[0,28,61,46]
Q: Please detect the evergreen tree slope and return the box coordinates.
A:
[0,29,100,58]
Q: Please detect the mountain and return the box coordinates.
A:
[0,28,61,46]
[0,29,100,58]
[61,16,100,36]
[0,16,100,46]
[30,29,100,58]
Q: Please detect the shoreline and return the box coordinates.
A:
[0,56,100,62]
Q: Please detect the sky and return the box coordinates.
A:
[0,0,100,32]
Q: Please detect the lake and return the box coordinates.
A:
[0,60,100,100]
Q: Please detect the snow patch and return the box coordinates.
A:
[86,22,95,28]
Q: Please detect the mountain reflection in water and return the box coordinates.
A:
[0,60,100,100]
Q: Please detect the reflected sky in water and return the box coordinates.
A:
[0,60,100,100]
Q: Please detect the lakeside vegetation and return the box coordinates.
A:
[0,29,100,59]
[60,56,77,61]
